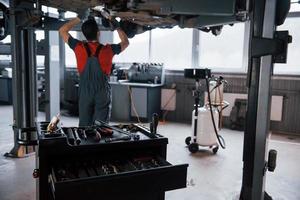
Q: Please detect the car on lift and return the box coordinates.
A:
[0,0,248,40]
[42,0,248,37]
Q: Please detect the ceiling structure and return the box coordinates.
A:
[38,0,248,29]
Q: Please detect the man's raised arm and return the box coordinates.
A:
[59,17,81,43]
[117,28,129,52]
[116,28,129,52]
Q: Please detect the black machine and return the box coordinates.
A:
[111,62,165,84]
[33,119,188,200]
[127,63,164,84]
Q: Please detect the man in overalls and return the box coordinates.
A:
[59,16,129,126]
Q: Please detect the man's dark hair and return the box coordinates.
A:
[81,19,99,41]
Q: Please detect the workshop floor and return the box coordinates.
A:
[0,105,300,200]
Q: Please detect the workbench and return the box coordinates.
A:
[110,80,163,122]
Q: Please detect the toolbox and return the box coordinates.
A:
[35,121,188,200]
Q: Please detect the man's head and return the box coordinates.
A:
[81,18,99,41]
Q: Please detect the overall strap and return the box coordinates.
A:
[83,42,92,57]
[94,44,103,57]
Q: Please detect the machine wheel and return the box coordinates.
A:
[188,143,199,153]
[212,146,219,154]
[185,136,192,145]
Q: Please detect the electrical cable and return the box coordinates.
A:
[205,78,226,149]
[127,85,142,124]
[161,90,177,122]
[124,74,141,124]
[217,85,225,129]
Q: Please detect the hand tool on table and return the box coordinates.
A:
[47,114,60,133]
[97,127,113,137]
[73,128,82,145]
[94,120,135,140]
[152,113,159,135]
[79,129,88,140]
[93,129,102,142]
[66,128,75,145]
[105,135,131,143]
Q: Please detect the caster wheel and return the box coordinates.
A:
[212,146,219,154]
[185,136,192,145]
[188,143,199,153]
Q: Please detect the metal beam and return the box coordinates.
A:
[252,0,277,198]
[58,11,65,93]
[41,16,110,31]
[44,30,60,121]
[192,29,200,68]
[6,0,37,157]
[240,0,278,199]
[242,21,251,72]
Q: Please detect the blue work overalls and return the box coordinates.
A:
[78,43,111,126]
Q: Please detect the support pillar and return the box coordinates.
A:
[44,30,60,121]
[240,0,278,199]
[58,11,65,97]
[6,0,37,157]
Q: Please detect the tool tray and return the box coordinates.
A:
[35,122,188,200]
[49,155,187,200]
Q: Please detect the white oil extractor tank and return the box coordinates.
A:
[184,68,227,154]
[191,106,219,146]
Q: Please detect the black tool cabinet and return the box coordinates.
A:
[35,122,188,200]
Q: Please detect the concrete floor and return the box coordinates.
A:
[0,105,300,200]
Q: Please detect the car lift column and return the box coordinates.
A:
[241,0,277,199]
[7,0,37,157]
[44,30,60,121]
[58,11,65,101]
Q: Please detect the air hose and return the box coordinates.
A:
[205,78,226,149]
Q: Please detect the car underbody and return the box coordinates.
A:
[38,0,248,34]
[0,0,248,38]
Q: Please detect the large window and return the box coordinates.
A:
[198,23,245,73]
[35,31,45,67]
[65,31,77,68]
[274,17,300,75]
[113,32,150,63]
[0,35,11,61]
[290,2,300,12]
[113,27,193,69]
[150,27,193,69]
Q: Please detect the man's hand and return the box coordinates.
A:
[110,18,120,30]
